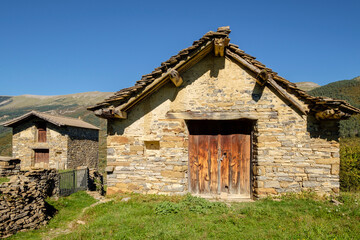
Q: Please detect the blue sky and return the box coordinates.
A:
[0,0,359,96]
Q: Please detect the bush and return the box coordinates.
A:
[340,138,360,191]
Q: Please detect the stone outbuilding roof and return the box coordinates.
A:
[88,26,360,120]
[2,111,99,130]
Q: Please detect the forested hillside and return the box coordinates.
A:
[308,76,360,137]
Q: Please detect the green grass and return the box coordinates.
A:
[0,177,9,183]
[7,191,360,239]
[8,191,97,240]
[47,193,360,239]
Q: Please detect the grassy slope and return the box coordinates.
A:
[8,192,360,240]
[0,130,11,156]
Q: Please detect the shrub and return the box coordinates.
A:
[340,139,360,191]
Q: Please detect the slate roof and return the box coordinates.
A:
[2,111,99,130]
[88,26,360,118]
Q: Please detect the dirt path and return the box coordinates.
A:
[42,191,112,240]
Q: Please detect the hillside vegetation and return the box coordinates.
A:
[0,92,113,170]
[308,76,360,137]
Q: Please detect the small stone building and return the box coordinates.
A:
[2,111,99,170]
[89,27,360,199]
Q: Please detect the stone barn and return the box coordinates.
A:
[2,111,99,170]
[89,26,360,199]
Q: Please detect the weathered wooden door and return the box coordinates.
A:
[189,134,250,196]
[34,149,49,168]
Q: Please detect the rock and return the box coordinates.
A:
[121,197,131,202]
[331,199,343,206]
[76,220,86,225]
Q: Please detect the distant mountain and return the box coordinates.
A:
[295,82,320,92]
[0,91,112,126]
[308,76,360,137]
[0,91,113,168]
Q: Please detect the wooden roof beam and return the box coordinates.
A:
[226,49,307,115]
[94,107,127,119]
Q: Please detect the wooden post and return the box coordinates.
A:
[214,38,230,57]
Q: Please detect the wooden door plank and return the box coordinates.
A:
[220,135,231,193]
[230,134,240,194]
[240,134,251,196]
[209,135,218,194]
[188,135,199,193]
[44,151,49,164]
[198,135,210,193]
[38,128,46,142]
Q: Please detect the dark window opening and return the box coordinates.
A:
[186,119,254,135]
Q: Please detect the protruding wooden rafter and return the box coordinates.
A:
[169,69,183,87]
[315,109,351,120]
[94,107,127,119]
[226,49,307,115]
[214,38,230,57]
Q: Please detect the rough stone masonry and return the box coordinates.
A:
[0,169,58,238]
[105,56,341,198]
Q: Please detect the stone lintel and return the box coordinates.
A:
[166,111,257,120]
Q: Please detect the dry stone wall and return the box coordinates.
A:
[0,157,21,177]
[106,55,340,198]
[67,127,99,169]
[0,169,58,238]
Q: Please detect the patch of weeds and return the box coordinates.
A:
[155,201,181,215]
[155,194,229,215]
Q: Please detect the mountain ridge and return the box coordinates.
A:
[295,82,320,92]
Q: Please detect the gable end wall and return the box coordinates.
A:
[106,55,340,197]
[12,119,68,169]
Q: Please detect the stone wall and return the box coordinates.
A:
[67,127,99,169]
[12,119,99,170]
[0,157,21,177]
[0,169,58,238]
[106,54,340,197]
[12,119,68,169]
